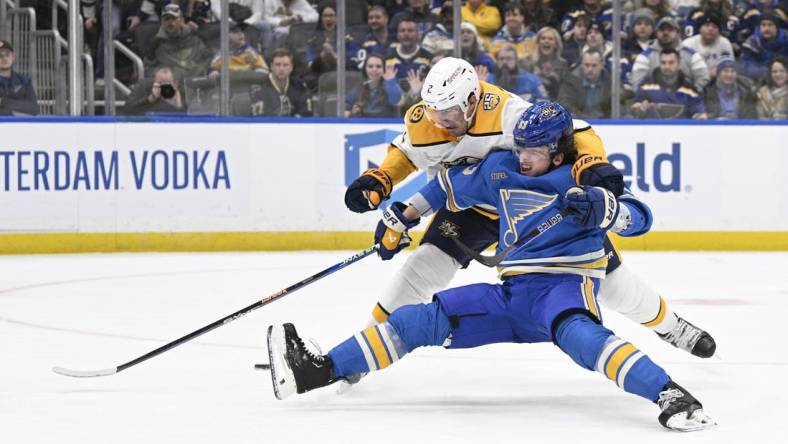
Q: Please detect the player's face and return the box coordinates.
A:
[517,147,558,176]
[426,105,468,136]
[771,62,787,87]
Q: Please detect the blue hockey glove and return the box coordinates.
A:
[374,202,420,260]
[564,186,619,230]
[578,162,625,197]
[345,169,393,213]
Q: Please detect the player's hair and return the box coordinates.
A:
[556,134,577,166]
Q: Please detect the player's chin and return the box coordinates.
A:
[445,126,464,137]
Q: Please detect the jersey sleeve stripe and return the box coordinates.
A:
[466,131,504,137]
[411,140,453,147]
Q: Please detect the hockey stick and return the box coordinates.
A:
[453,209,570,267]
[52,245,378,378]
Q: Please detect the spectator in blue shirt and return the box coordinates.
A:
[345,53,401,117]
[0,40,39,116]
[384,16,433,81]
[741,11,788,81]
[632,48,707,119]
[355,6,395,69]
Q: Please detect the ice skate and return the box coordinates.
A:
[657,316,716,358]
[657,381,716,431]
[266,323,337,400]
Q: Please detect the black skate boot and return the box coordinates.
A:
[657,316,717,358]
[266,323,338,400]
[656,380,716,431]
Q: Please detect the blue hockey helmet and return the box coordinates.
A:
[513,102,573,155]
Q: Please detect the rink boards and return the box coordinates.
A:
[0,118,786,253]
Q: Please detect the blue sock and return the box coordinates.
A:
[328,302,452,378]
[555,313,670,401]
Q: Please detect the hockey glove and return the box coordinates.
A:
[578,162,625,197]
[563,186,619,230]
[345,169,393,213]
[374,202,420,260]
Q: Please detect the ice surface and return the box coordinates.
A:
[1,251,786,443]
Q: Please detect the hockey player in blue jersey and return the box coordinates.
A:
[266,103,716,431]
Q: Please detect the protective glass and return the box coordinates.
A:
[514,146,551,160]
[424,105,464,127]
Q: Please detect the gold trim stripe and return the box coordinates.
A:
[361,326,392,369]
[1,231,788,255]
[605,343,637,381]
[582,277,599,319]
[371,303,389,324]
[642,296,667,328]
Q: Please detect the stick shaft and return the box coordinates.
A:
[102,246,376,375]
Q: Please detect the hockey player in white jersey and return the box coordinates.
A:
[343,57,716,373]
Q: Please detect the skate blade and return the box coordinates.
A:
[266,325,297,401]
[666,409,718,432]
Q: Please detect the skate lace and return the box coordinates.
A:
[657,388,684,411]
[295,336,325,363]
[662,318,702,352]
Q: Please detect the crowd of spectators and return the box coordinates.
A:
[6,0,788,119]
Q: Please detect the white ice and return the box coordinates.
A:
[1,250,786,444]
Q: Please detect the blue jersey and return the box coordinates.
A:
[418,150,609,279]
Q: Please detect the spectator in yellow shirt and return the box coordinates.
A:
[209,25,269,78]
[461,0,502,49]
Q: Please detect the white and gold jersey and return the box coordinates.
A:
[378,81,609,188]
[393,82,525,178]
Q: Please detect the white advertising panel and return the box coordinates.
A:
[0,120,785,247]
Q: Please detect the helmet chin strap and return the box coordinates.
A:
[462,92,479,124]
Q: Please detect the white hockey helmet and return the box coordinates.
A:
[421,57,481,124]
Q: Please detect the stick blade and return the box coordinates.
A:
[52,366,118,378]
